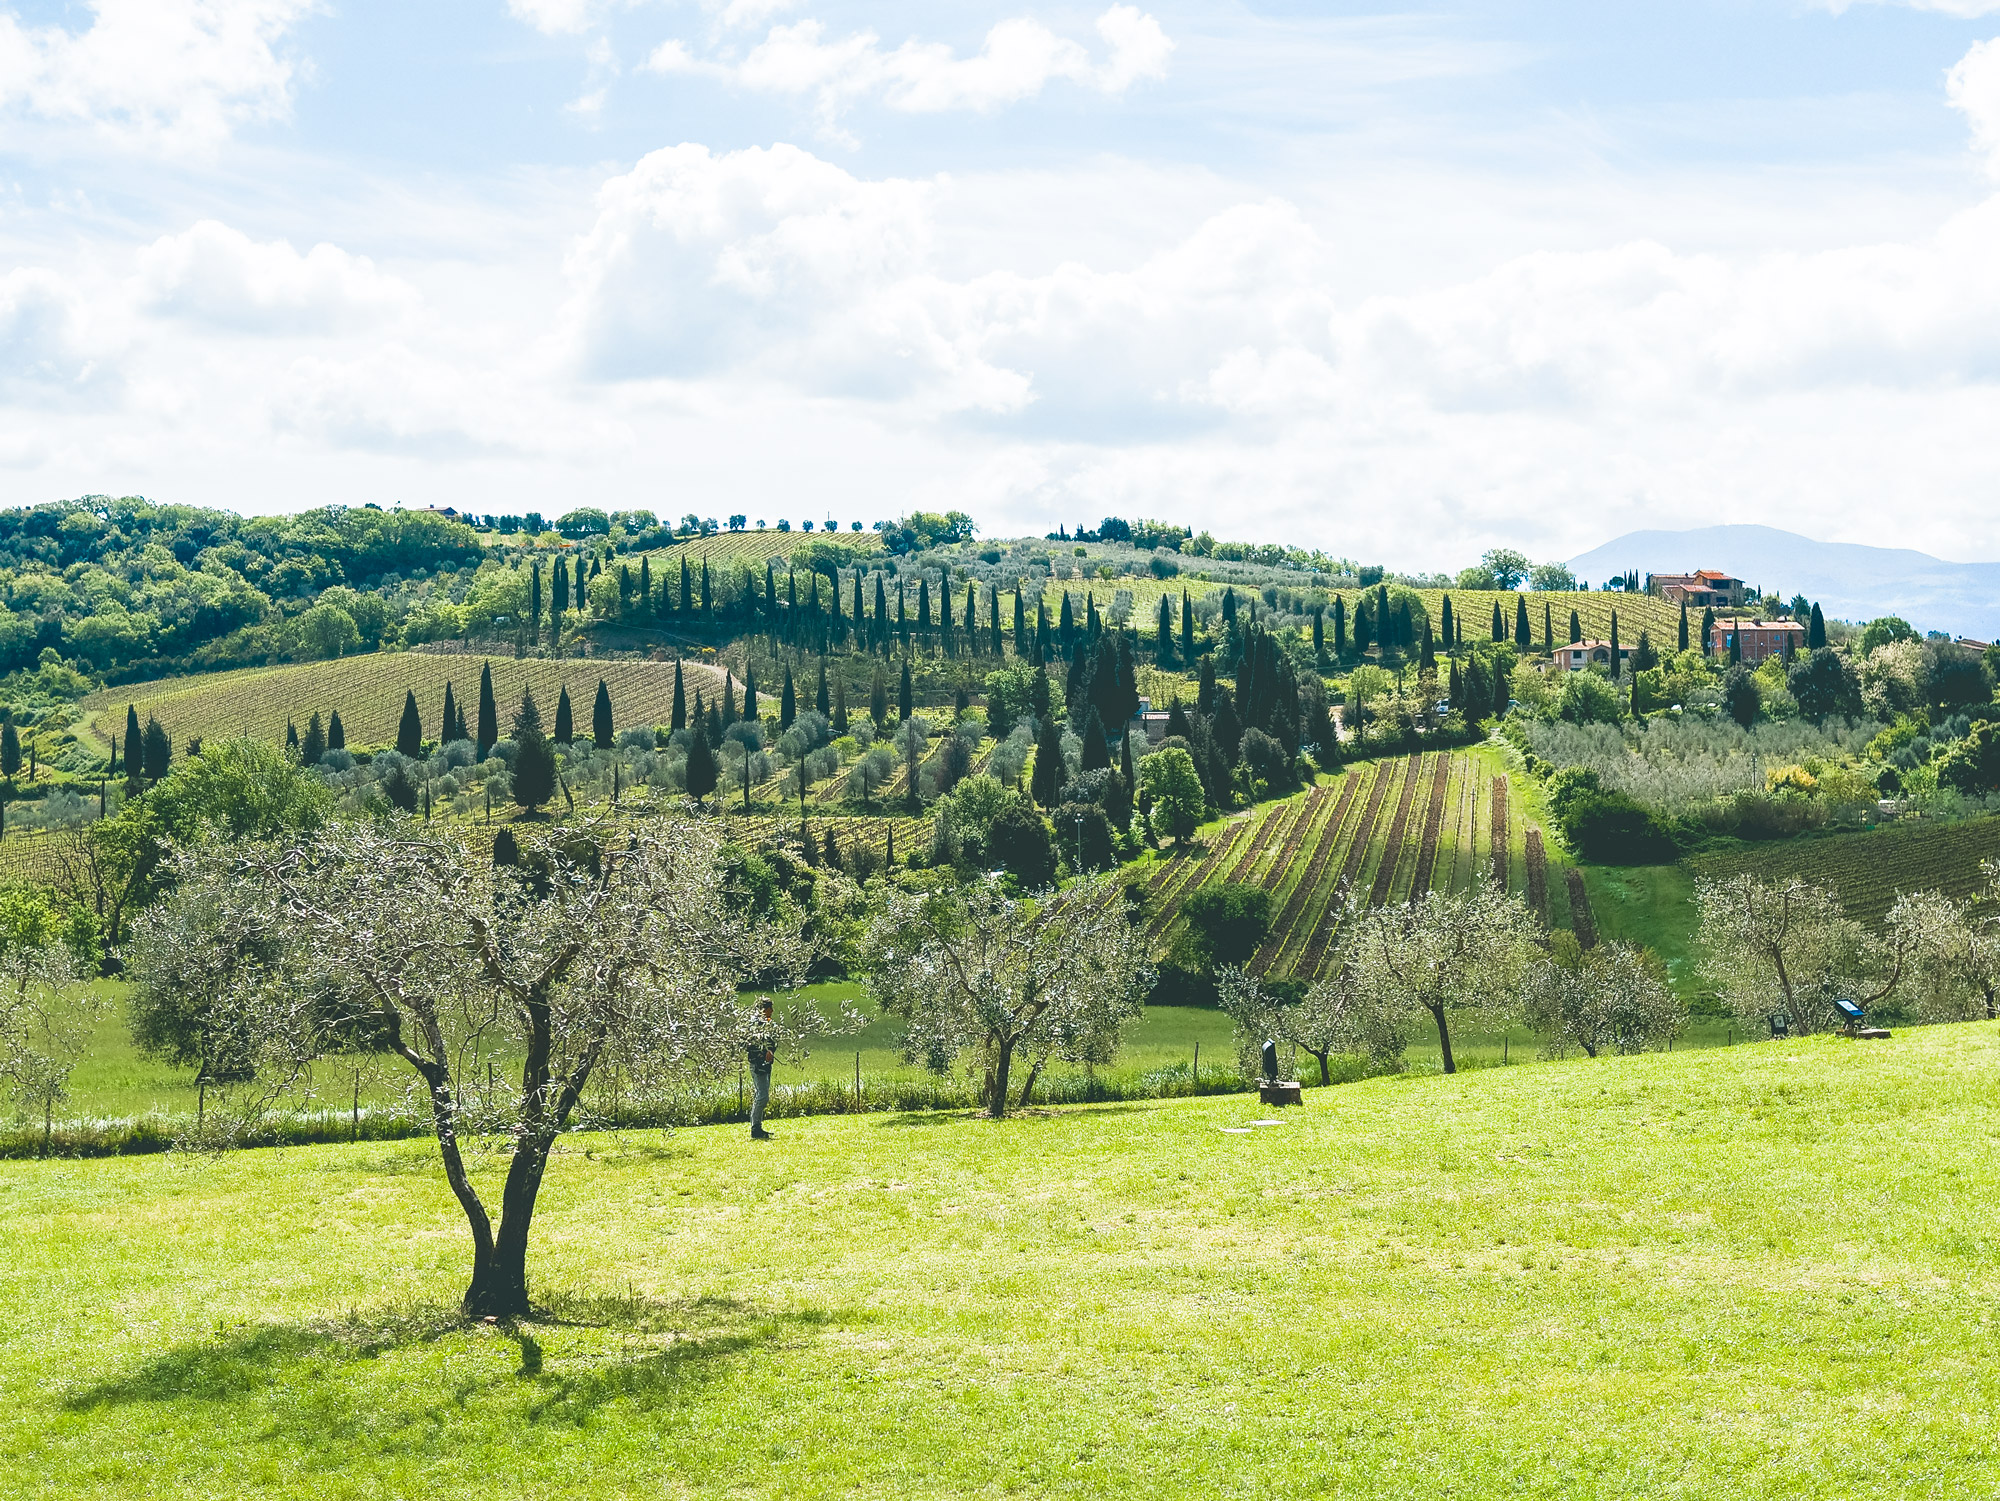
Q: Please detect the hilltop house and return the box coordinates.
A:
[1551,640,1635,673]
[1711,619,1805,665]
[1648,570,1745,608]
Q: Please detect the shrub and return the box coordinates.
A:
[1559,790,1676,863]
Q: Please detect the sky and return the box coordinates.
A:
[2,1,2000,571]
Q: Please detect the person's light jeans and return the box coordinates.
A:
[751,1067,772,1134]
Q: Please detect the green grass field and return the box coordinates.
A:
[6,1022,1999,1497]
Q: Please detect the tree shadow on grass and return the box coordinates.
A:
[63,1289,831,1429]
[873,1101,1164,1128]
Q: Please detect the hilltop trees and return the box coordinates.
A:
[867,875,1147,1118]
[127,816,812,1317]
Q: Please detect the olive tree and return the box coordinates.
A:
[126,815,811,1318]
[1694,874,1908,1035]
[1344,883,1537,1073]
[1216,963,1407,1084]
[1520,933,1684,1058]
[1885,864,2000,1022]
[0,882,101,1151]
[866,874,1148,1117]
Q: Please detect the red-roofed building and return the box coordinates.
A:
[1711,619,1805,664]
[1649,570,1745,608]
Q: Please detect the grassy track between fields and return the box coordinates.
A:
[6,1023,1999,1498]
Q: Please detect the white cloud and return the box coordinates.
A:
[136,220,417,334]
[713,0,801,30]
[0,268,112,399]
[1949,36,2000,175]
[643,5,1170,128]
[1821,1,2000,15]
[0,0,317,150]
[507,0,612,36]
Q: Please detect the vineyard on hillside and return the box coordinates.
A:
[1690,816,2000,928]
[632,529,882,571]
[82,655,732,752]
[1142,751,1576,980]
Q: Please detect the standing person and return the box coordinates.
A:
[748,998,777,1141]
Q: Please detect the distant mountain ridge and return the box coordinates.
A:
[1566,525,2000,641]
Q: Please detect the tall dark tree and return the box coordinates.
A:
[477,662,498,755]
[1514,594,1531,649]
[397,690,424,758]
[512,688,556,812]
[441,682,462,746]
[285,720,300,756]
[1728,622,1742,665]
[2,720,21,780]
[638,556,653,615]
[1632,629,1659,674]
[1311,604,1325,666]
[553,686,574,744]
[898,659,913,721]
[743,666,759,724]
[1013,589,1027,657]
[684,723,719,805]
[301,711,327,767]
[672,660,687,730]
[1701,607,1716,657]
[680,557,693,614]
[1181,587,1195,663]
[780,665,796,730]
[833,677,850,735]
[1543,602,1553,655]
[1440,595,1454,651]
[1609,612,1621,677]
[870,664,888,726]
[593,680,614,750]
[1492,659,1510,718]
[1570,609,1583,644]
[1079,706,1112,772]
[1030,712,1067,808]
[1332,595,1347,656]
[328,711,346,751]
[1420,619,1437,672]
[816,659,830,718]
[1491,601,1505,642]
[125,704,142,777]
[552,555,570,623]
[1678,602,1691,652]
[1808,603,1826,650]
[529,561,543,642]
[1156,594,1176,667]
[143,715,172,782]
[721,677,737,727]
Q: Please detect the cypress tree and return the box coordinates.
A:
[554,685,574,744]
[1491,601,1505,641]
[397,690,423,758]
[780,666,796,730]
[1515,594,1531,648]
[1079,706,1112,772]
[671,660,687,731]
[1058,593,1075,655]
[833,677,850,734]
[593,679,614,750]
[990,585,1004,657]
[898,659,913,721]
[684,723,719,805]
[1678,602,1691,652]
[1013,589,1027,657]
[1609,612,1621,677]
[1493,660,1510,718]
[1440,595,1454,650]
[1728,623,1742,665]
[1333,596,1347,656]
[1808,603,1826,650]
[701,559,711,614]
[1197,655,1218,714]
[1181,587,1195,663]
[707,701,723,743]
[870,664,888,726]
[619,562,633,616]
[1701,606,1716,656]
[722,676,737,727]
[1543,602,1553,654]
[328,711,346,751]
[285,720,299,756]
[474,664,494,756]
[1449,658,1464,710]
[896,581,909,652]
[441,682,460,745]
[1118,727,1136,822]
[529,561,543,641]
[816,659,830,717]
[301,711,326,767]
[125,704,141,774]
[1030,712,1067,808]
[2,720,20,781]
[512,688,556,812]
[873,577,889,654]
[143,715,172,781]
[1157,594,1176,667]
[744,666,759,724]
[552,556,570,621]
[680,558,692,613]
[590,554,601,581]
[1570,609,1583,644]
[1420,619,1437,672]
[637,556,651,615]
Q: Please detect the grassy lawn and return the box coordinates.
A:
[8,1023,1999,1497]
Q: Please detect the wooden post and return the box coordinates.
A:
[352,1070,361,1142]
[855,1050,861,1109]
[1192,1041,1199,1084]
